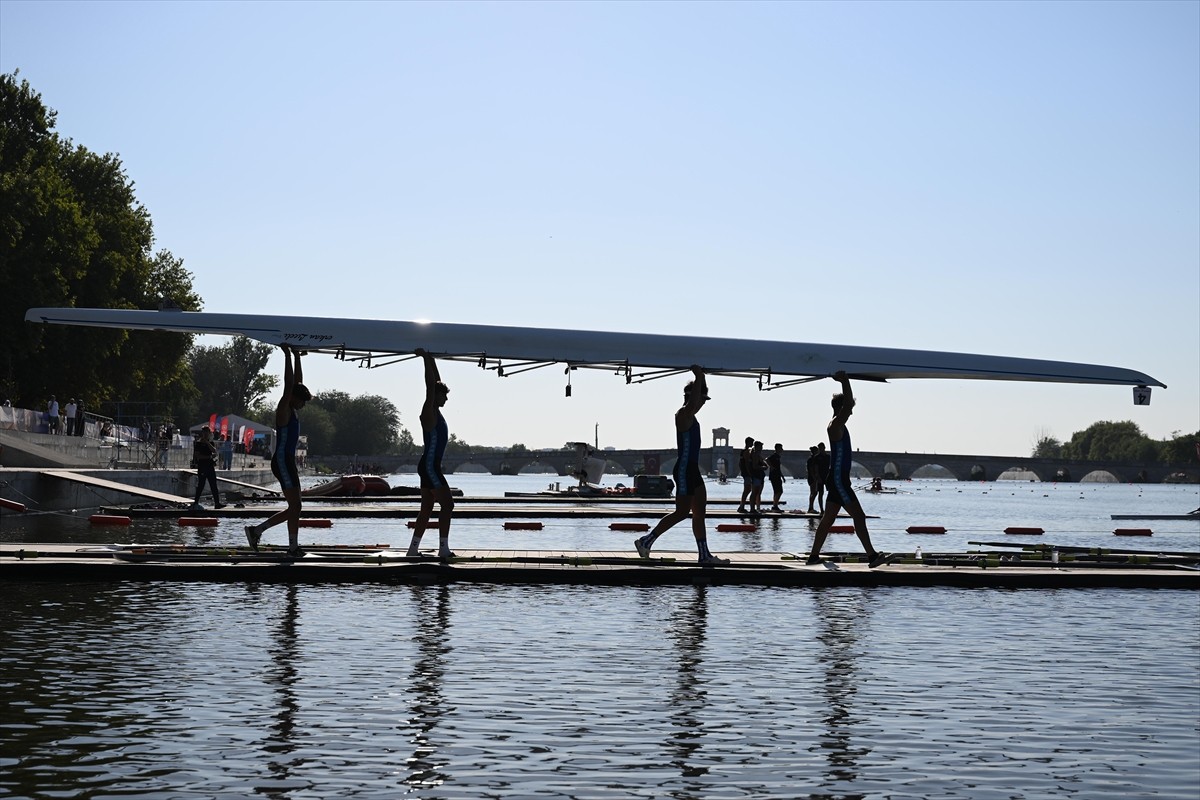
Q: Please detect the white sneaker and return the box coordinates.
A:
[698,554,730,566]
[634,536,652,558]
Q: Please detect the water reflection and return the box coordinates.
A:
[264,584,301,781]
[811,588,872,786]
[403,584,452,790]
[667,584,709,779]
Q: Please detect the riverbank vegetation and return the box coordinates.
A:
[1033,421,1197,464]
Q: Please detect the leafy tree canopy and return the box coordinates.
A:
[1159,430,1200,464]
[1060,421,1158,462]
[183,336,279,422]
[1034,421,1198,463]
[1032,435,1063,459]
[309,391,403,456]
[0,72,199,409]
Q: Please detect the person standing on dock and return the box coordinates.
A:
[807,371,889,568]
[748,440,767,514]
[814,442,830,514]
[245,345,311,556]
[405,348,456,561]
[767,443,785,513]
[219,433,234,471]
[635,366,729,565]
[805,445,821,514]
[191,425,224,510]
[737,436,754,513]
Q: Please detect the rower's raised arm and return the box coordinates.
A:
[416,348,441,401]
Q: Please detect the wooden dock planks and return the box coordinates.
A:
[1,544,1195,590]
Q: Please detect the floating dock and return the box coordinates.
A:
[2,543,1195,589]
[97,502,850,521]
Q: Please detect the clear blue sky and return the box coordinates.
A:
[3,0,1197,458]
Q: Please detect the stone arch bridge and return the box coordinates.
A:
[315,448,1196,484]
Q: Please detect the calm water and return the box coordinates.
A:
[1,478,1198,799]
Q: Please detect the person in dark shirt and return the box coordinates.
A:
[767,443,785,513]
[191,426,224,510]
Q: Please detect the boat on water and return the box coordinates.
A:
[505,442,675,499]
[505,474,675,500]
[303,474,392,497]
[1111,510,1200,521]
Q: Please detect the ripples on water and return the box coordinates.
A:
[1,580,1197,799]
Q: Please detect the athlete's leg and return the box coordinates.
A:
[407,487,436,555]
[840,489,879,559]
[807,499,843,562]
[434,485,455,557]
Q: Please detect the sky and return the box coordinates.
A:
[2,0,1197,458]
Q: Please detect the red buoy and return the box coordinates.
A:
[89,514,132,526]
[906,525,947,534]
[504,522,544,530]
[610,522,650,532]
[298,518,333,528]
[1113,528,1153,537]
[178,517,218,527]
[829,524,855,533]
[1004,527,1044,535]
[716,523,756,532]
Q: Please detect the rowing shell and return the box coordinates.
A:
[25,307,1164,391]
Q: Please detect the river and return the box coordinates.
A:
[1,477,1197,799]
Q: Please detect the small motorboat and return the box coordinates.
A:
[303,474,391,497]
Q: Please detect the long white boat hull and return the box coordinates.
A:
[25,307,1164,389]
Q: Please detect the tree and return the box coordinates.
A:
[184,336,278,422]
[329,394,402,455]
[1060,421,1159,462]
[1032,435,1063,459]
[296,404,335,456]
[445,433,472,455]
[0,72,199,408]
[307,391,402,455]
[1159,431,1200,464]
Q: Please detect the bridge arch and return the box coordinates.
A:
[1080,469,1121,483]
[449,462,491,474]
[997,466,1049,481]
[602,458,634,477]
[517,460,560,475]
